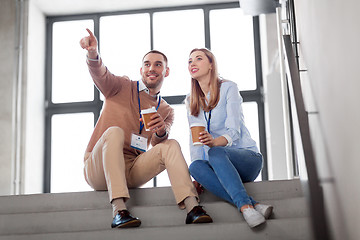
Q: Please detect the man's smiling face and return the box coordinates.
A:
[140,53,169,93]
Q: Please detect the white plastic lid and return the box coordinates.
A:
[141,106,157,114]
[190,122,206,128]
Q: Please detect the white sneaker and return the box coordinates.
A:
[255,204,273,219]
[242,207,266,228]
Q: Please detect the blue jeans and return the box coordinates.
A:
[189,147,263,210]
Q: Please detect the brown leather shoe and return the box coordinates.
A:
[185,206,213,224]
[111,210,141,228]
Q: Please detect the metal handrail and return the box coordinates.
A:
[282,34,330,240]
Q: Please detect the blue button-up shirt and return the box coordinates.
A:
[186,80,259,162]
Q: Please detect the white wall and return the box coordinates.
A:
[0,0,46,195]
[0,0,17,196]
[260,13,289,180]
[24,0,46,194]
[294,1,360,240]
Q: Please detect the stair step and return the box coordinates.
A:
[0,179,303,214]
[0,179,311,240]
[0,218,313,240]
[0,197,307,236]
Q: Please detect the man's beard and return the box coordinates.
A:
[144,79,162,90]
[143,73,163,90]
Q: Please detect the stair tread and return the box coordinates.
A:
[0,197,308,236]
[0,179,304,214]
[0,217,313,240]
[0,179,311,240]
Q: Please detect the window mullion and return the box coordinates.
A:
[204,8,211,49]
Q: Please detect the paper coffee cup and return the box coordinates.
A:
[190,123,206,146]
[141,107,157,131]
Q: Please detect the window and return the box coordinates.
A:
[153,9,205,96]
[52,20,94,103]
[51,113,94,192]
[210,8,256,91]
[45,3,266,193]
[100,14,151,79]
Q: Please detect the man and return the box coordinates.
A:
[79,29,212,228]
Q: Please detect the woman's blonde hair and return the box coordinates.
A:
[189,48,221,117]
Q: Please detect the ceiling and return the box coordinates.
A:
[32,0,235,16]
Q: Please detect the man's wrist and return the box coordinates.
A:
[87,51,99,61]
[155,130,167,138]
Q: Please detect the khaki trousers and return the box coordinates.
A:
[84,126,198,209]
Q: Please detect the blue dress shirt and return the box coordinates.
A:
[186,80,259,162]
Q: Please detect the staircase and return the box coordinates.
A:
[0,179,313,240]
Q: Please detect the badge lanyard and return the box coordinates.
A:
[204,110,212,133]
[137,81,161,134]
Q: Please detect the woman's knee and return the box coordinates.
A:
[189,160,200,175]
[209,146,226,155]
[189,160,207,177]
[208,146,227,163]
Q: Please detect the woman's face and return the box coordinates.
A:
[188,50,212,80]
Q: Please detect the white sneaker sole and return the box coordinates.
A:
[248,217,265,228]
[262,205,273,219]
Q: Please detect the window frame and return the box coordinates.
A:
[44,2,267,193]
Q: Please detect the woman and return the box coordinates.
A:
[186,48,273,228]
